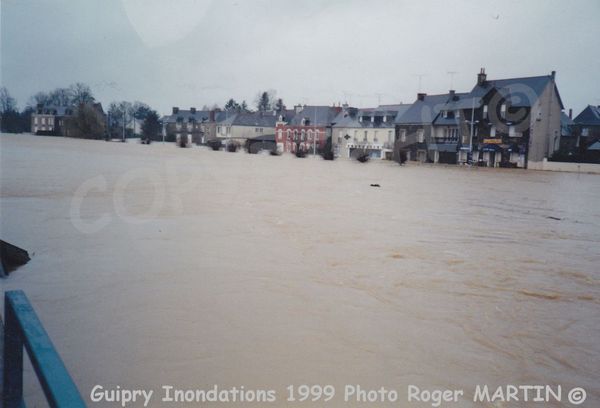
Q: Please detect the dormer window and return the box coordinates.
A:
[383,116,387,122]
[501,104,506,118]
[442,111,448,118]
[483,105,488,118]
[455,110,460,119]
[278,115,283,121]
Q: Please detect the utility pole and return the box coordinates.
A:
[413,74,426,93]
[122,108,126,142]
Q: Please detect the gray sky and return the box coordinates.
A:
[2,0,599,115]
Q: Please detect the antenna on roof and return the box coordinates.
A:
[375,93,383,105]
[413,74,426,93]
[447,71,458,90]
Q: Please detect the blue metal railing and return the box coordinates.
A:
[2,290,86,408]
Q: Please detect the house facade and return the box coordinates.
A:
[162,107,219,144]
[394,69,565,169]
[333,104,409,160]
[31,105,75,135]
[275,105,338,154]
[573,105,600,148]
[216,111,279,145]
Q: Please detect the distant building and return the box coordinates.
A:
[31,105,75,135]
[395,69,565,168]
[217,111,280,145]
[333,104,409,160]
[276,105,339,154]
[395,93,449,163]
[573,105,600,147]
[162,107,219,144]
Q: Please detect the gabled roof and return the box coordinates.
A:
[574,105,600,126]
[561,112,574,137]
[163,109,211,123]
[287,106,339,127]
[395,94,450,125]
[232,112,278,127]
[470,74,564,109]
[36,105,75,116]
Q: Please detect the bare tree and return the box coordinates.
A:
[70,83,95,105]
[48,87,73,106]
[0,87,17,113]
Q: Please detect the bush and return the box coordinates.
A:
[295,149,306,158]
[207,139,222,151]
[227,142,240,152]
[321,151,335,160]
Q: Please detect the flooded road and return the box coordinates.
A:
[1,134,599,407]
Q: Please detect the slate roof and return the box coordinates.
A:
[561,112,574,137]
[35,105,75,116]
[232,112,278,127]
[163,109,211,123]
[287,106,339,126]
[469,74,564,109]
[333,105,410,129]
[395,94,450,125]
[573,105,600,126]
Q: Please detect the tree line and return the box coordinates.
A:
[1,84,284,140]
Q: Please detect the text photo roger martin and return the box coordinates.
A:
[1,0,599,407]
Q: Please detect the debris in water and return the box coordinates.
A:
[0,239,31,277]
[370,184,381,187]
[546,216,562,221]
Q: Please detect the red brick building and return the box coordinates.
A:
[275,105,340,154]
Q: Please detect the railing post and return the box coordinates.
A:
[3,293,25,408]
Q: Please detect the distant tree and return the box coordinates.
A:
[0,87,22,133]
[240,100,249,113]
[256,91,273,112]
[48,87,73,106]
[65,104,106,139]
[70,83,95,105]
[224,98,241,112]
[275,98,285,112]
[132,101,152,136]
[0,87,17,113]
[141,110,161,142]
[29,91,51,107]
[107,101,134,139]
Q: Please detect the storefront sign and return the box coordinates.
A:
[483,138,503,144]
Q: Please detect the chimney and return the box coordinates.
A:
[417,93,427,101]
[190,107,196,114]
[172,107,179,114]
[568,109,572,119]
[551,70,556,79]
[209,110,215,122]
[477,68,487,86]
[294,104,303,114]
[449,90,456,100]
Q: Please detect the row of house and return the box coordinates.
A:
[31,68,600,167]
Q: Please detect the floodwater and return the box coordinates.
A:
[1,134,599,407]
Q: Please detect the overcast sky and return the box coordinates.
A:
[2,0,599,115]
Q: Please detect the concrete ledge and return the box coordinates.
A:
[528,160,600,174]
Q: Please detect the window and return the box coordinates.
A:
[287,129,291,139]
[34,117,38,124]
[308,129,313,140]
[417,129,424,143]
[301,129,305,140]
[363,130,368,142]
[400,129,407,142]
[442,111,447,119]
[509,126,515,137]
[483,105,488,118]
[374,130,378,143]
[388,130,393,143]
[501,104,506,118]
[315,130,319,140]
[491,125,496,137]
[278,129,283,140]
[294,129,298,141]
[455,110,460,119]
